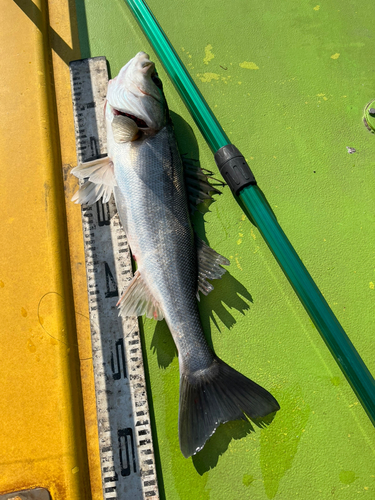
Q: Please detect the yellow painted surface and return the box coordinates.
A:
[0,0,101,498]
[47,0,103,497]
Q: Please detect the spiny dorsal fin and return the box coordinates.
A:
[117,270,164,320]
[183,157,223,212]
[112,115,141,143]
[71,156,116,205]
[196,236,230,299]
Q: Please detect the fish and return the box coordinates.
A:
[72,52,280,458]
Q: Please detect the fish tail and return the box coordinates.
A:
[178,356,279,458]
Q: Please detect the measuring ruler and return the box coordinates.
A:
[69,57,159,500]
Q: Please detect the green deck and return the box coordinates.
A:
[75,0,375,498]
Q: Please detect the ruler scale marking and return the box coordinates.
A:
[69,57,159,500]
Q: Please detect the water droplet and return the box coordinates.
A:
[243,474,255,486]
[339,470,357,484]
[27,339,36,353]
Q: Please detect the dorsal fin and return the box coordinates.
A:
[196,236,230,299]
[183,157,223,212]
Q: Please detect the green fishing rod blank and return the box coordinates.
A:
[125,0,375,426]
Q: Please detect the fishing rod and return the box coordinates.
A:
[125,0,375,426]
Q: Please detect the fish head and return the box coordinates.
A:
[106,52,166,131]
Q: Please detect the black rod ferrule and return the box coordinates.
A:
[214,144,257,196]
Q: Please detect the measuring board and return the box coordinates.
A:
[69,57,159,500]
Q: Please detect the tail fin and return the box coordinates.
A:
[179,357,279,458]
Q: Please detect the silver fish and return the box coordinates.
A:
[72,52,279,458]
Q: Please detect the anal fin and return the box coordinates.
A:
[117,270,164,320]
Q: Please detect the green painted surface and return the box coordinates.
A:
[75,0,375,498]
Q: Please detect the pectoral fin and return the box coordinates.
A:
[71,156,116,205]
[196,236,230,298]
[71,180,114,205]
[117,270,164,320]
[112,114,141,143]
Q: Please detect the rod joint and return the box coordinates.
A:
[214,144,256,195]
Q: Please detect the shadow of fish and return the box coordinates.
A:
[72,52,279,458]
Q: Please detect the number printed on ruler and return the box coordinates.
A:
[69,57,159,500]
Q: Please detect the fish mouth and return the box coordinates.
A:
[112,107,149,128]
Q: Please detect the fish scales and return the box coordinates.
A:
[112,124,213,371]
